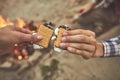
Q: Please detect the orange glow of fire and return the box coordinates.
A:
[17,18,26,28]
[0,16,26,28]
[24,56,29,59]
[14,49,19,55]
[0,15,14,28]
[18,55,23,60]
[0,16,8,28]
[22,49,28,55]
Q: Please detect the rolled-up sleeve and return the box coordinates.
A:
[102,36,120,57]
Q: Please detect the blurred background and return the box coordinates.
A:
[0,0,120,80]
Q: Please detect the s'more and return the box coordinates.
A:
[37,23,54,48]
[54,25,71,48]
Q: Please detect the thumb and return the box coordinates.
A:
[19,33,42,42]
[77,9,86,16]
[78,9,84,13]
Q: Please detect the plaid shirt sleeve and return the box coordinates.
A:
[102,36,120,57]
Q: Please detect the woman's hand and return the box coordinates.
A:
[78,2,96,16]
[0,25,42,54]
[60,29,103,59]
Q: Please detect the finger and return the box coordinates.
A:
[62,35,96,44]
[77,9,86,15]
[67,47,83,55]
[61,43,95,52]
[19,28,32,34]
[63,29,95,37]
[17,33,42,43]
[60,42,68,49]
[78,9,84,14]
[3,25,15,30]
[14,26,32,34]
[82,51,93,59]
[81,52,93,59]
[67,47,93,59]
[79,9,88,16]
[79,11,85,16]
[8,25,22,31]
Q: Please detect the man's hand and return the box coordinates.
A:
[60,29,104,59]
[0,25,42,54]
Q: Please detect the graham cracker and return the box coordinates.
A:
[37,25,54,48]
[54,28,67,47]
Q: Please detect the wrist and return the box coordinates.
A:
[94,42,104,57]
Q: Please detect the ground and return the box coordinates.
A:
[0,0,120,80]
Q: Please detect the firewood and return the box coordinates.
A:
[0,61,12,69]
[28,50,42,65]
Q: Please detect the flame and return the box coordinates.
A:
[0,16,26,28]
[0,16,13,28]
[0,16,7,28]
[17,18,26,28]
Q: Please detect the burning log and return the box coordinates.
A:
[0,61,13,69]
[25,21,38,32]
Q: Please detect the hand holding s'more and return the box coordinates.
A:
[53,25,71,51]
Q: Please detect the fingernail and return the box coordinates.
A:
[63,32,68,36]
[62,37,66,42]
[37,36,42,40]
[60,43,66,47]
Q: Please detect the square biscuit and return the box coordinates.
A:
[54,28,67,47]
[37,25,54,48]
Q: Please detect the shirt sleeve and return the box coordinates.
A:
[102,36,120,57]
[95,0,114,8]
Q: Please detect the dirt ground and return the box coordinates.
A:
[0,0,120,80]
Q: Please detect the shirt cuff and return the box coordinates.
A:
[102,40,120,57]
[92,0,102,4]
[94,0,105,8]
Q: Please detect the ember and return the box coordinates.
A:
[14,41,35,60]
